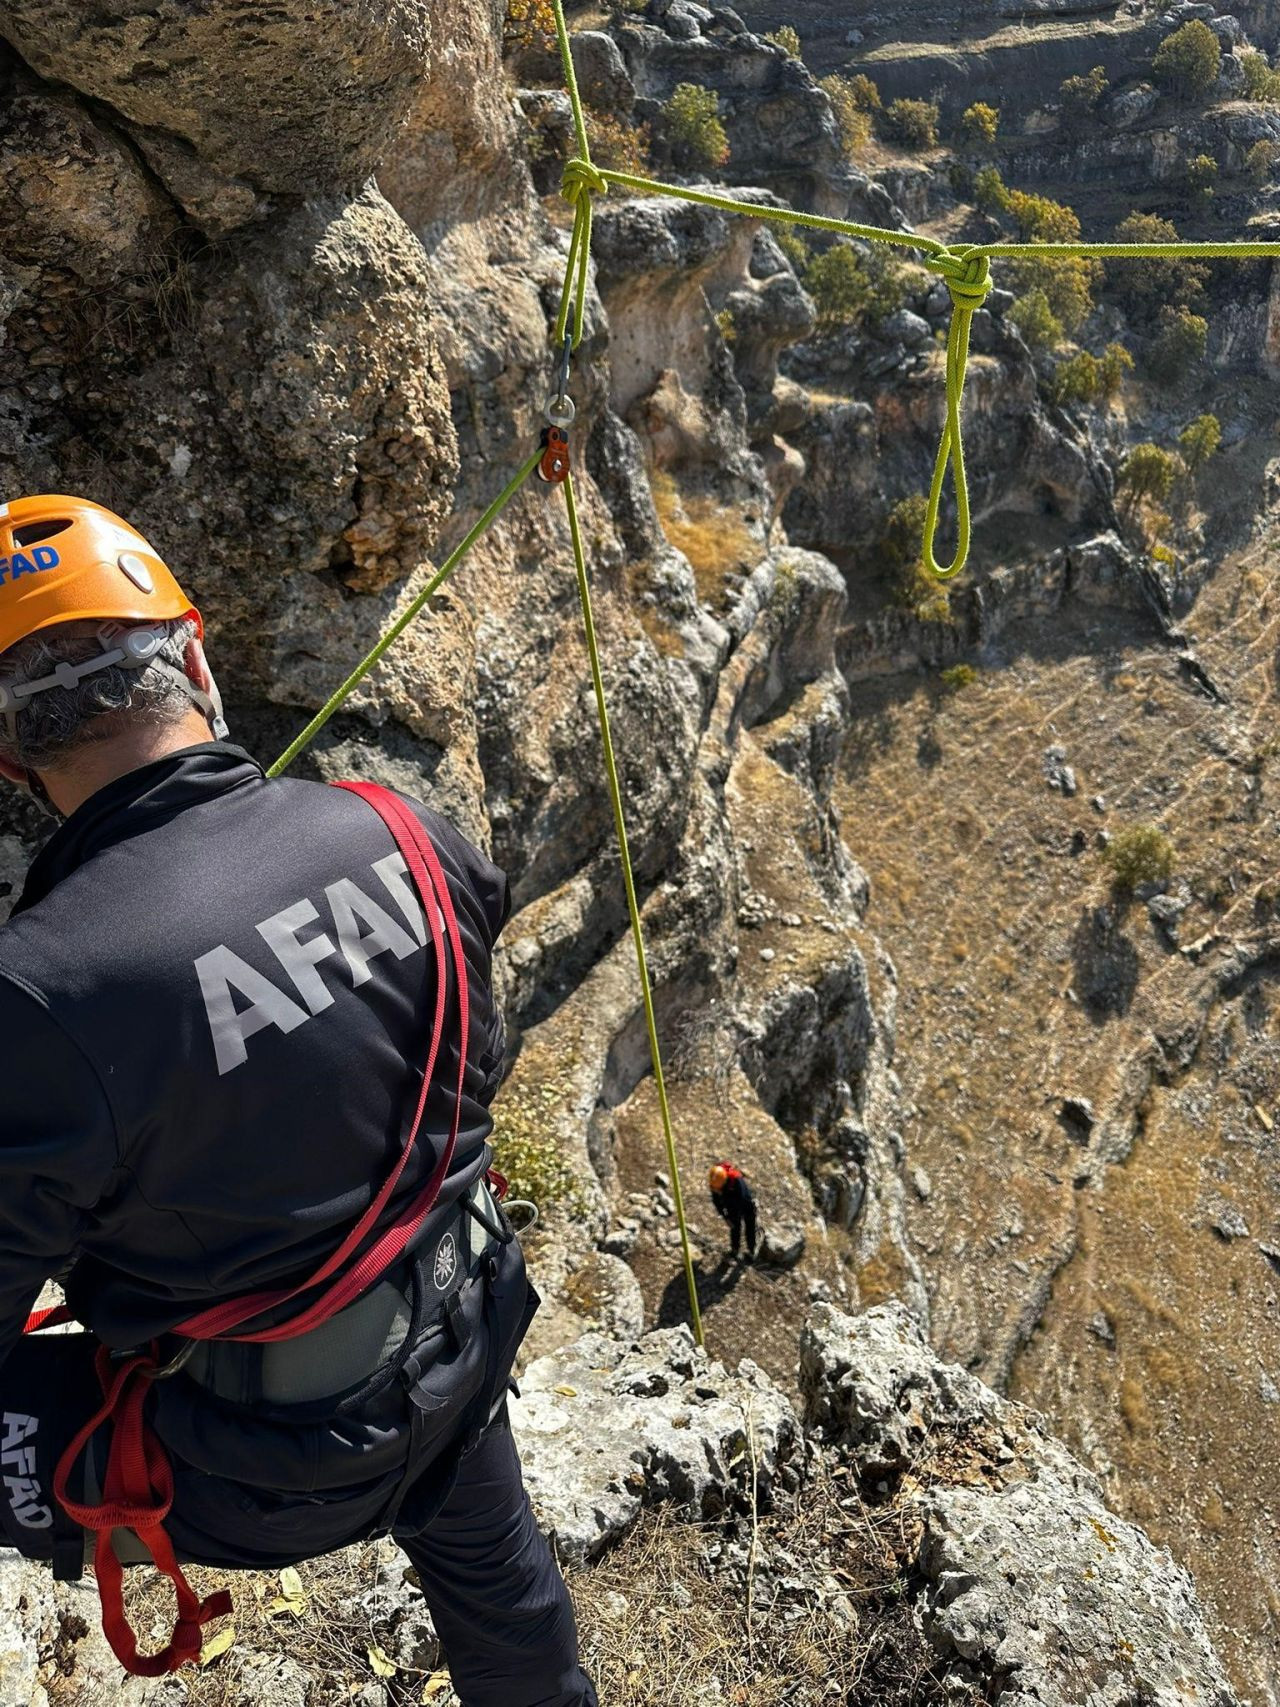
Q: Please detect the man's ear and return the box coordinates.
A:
[184,636,214,694]
[0,753,31,789]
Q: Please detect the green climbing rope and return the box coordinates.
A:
[268,449,541,778]
[564,471,704,1346]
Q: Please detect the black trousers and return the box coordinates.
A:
[1,1335,595,1707]
[396,1411,596,1707]
[726,1201,757,1255]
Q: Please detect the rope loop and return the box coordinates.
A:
[918,249,992,582]
[561,157,608,208]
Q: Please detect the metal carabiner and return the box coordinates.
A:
[542,317,577,432]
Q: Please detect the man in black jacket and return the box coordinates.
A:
[0,494,596,1704]
[708,1163,757,1261]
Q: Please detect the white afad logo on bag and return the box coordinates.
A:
[2,1412,53,1530]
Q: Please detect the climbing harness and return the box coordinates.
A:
[23,778,477,1674]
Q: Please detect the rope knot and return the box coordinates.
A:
[926,248,992,310]
[562,157,608,208]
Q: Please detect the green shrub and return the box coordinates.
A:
[1240,47,1280,102]
[804,244,870,327]
[1184,152,1218,201]
[973,164,1010,213]
[845,74,882,111]
[1152,20,1221,102]
[765,24,801,57]
[1147,304,1208,383]
[1179,412,1222,470]
[1009,287,1063,350]
[715,307,737,344]
[1109,212,1208,323]
[776,228,810,272]
[941,663,979,692]
[1051,342,1133,405]
[1120,442,1181,507]
[959,102,999,145]
[881,97,940,148]
[586,107,651,173]
[1246,138,1280,181]
[862,246,910,323]
[1099,341,1136,399]
[1009,253,1098,334]
[1060,65,1109,129]
[664,83,730,170]
[879,493,929,579]
[1103,825,1175,892]
[820,74,874,159]
[1005,188,1081,243]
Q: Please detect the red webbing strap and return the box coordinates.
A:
[24,1303,73,1334]
[173,781,470,1342]
[53,1347,231,1675]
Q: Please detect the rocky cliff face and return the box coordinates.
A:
[0,0,1271,1700]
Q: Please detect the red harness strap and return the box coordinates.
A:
[23,781,471,1675]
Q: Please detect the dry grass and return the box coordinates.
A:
[91,1544,436,1707]
[649,472,765,612]
[570,1457,974,1707]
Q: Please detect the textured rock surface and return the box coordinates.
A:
[511,1325,799,1561]
[0,2,433,209]
[802,1304,1240,1707]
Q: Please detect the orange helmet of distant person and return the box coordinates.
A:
[709,1165,729,1192]
[0,494,200,654]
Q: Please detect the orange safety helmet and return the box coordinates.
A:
[0,494,200,656]
[708,1165,729,1192]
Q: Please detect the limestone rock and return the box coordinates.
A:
[510,1326,799,1562]
[570,31,636,114]
[921,1477,1239,1705]
[0,2,433,205]
[802,1305,1239,1703]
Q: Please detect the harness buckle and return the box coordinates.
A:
[109,1338,197,1380]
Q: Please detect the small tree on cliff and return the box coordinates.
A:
[1152,20,1221,102]
[1109,212,1208,324]
[1120,443,1181,510]
[1179,413,1222,472]
[959,102,999,145]
[1059,65,1109,131]
[663,83,730,170]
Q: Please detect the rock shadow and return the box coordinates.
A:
[1071,904,1140,1021]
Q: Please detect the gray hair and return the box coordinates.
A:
[0,616,200,771]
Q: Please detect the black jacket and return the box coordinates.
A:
[711,1174,754,1221]
[0,743,510,1374]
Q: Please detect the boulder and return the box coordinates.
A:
[571,30,636,114]
[802,1305,1240,1704]
[0,2,433,207]
[510,1326,800,1562]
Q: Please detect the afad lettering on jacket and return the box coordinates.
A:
[0,546,59,586]
[195,850,444,1076]
[2,1412,53,1530]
